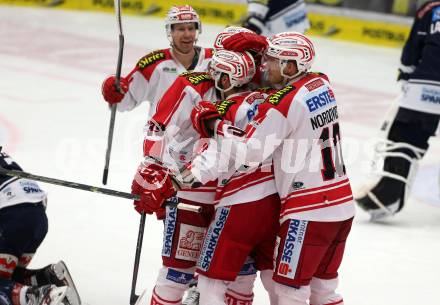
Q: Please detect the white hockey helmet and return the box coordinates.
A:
[165,5,202,41]
[213,26,255,50]
[266,31,315,78]
[209,49,256,93]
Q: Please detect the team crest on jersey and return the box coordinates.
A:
[181,72,212,85]
[267,85,295,105]
[137,51,166,69]
[176,224,206,262]
[216,100,236,116]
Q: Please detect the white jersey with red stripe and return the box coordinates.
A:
[143,71,218,203]
[117,47,213,117]
[211,89,279,207]
[193,72,355,222]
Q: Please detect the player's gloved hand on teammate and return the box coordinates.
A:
[222,32,268,54]
[101,75,129,105]
[131,162,177,215]
[191,101,221,138]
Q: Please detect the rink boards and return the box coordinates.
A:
[0,0,411,47]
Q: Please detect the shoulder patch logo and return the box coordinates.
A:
[267,85,295,105]
[138,51,166,69]
[181,72,212,86]
[305,79,325,91]
[216,100,236,116]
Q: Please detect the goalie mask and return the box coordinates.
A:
[209,50,256,94]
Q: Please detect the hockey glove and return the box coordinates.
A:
[191,101,221,138]
[131,162,177,215]
[222,32,268,54]
[101,75,129,105]
[242,14,266,35]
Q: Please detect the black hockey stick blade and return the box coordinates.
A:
[130,212,146,305]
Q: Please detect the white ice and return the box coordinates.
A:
[1,6,439,305]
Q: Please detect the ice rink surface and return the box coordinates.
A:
[1,6,440,305]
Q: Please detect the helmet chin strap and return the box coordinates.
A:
[279,60,303,86]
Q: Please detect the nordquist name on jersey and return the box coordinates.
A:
[304,86,339,130]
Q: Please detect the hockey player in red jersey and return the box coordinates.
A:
[178,32,355,305]
[0,149,81,305]
[101,5,212,117]
[131,49,263,305]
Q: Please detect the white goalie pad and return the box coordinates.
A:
[356,139,426,220]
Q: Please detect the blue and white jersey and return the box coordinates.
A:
[399,1,440,84]
[398,2,440,114]
[0,151,47,210]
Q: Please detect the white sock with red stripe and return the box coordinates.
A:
[225,289,253,305]
[310,277,343,305]
[150,287,182,305]
[225,273,256,305]
[198,275,228,305]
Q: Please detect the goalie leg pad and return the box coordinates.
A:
[12,261,81,305]
[356,107,439,220]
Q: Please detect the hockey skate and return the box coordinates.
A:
[25,285,70,305]
[42,261,81,305]
[182,286,200,305]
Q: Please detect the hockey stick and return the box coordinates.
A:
[0,167,137,200]
[102,0,125,185]
[130,212,146,305]
[0,167,202,212]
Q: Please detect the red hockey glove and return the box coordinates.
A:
[191,101,221,138]
[222,32,268,53]
[131,162,177,215]
[101,75,129,105]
